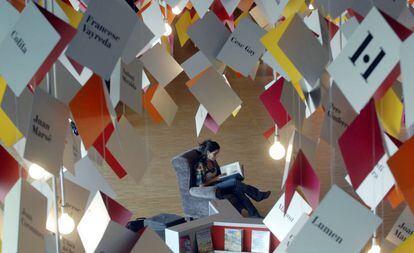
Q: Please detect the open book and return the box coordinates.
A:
[218,162,244,182]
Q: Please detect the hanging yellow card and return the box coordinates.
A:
[56,0,83,28]
[375,88,403,138]
[393,234,414,253]
[260,15,303,85]
[0,77,22,146]
[175,10,192,47]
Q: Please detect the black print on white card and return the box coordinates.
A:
[348,32,386,82]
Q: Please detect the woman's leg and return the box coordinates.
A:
[233,180,271,202]
[215,179,261,216]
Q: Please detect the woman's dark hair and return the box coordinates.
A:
[199,140,220,155]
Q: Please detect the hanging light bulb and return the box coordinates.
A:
[367,238,381,253]
[269,126,286,160]
[172,6,182,15]
[58,212,75,235]
[164,20,172,36]
[29,163,49,181]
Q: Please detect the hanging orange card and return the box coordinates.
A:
[388,136,414,214]
[69,75,112,149]
[142,83,163,123]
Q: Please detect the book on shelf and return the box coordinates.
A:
[218,162,244,182]
[224,228,243,252]
[196,227,214,253]
[250,230,270,253]
[180,235,192,253]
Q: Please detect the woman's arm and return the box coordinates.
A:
[202,172,227,186]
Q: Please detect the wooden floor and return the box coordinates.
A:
[96,68,404,251]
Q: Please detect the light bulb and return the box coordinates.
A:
[309,3,315,10]
[269,141,286,160]
[172,6,181,15]
[58,212,75,235]
[29,163,49,181]
[367,244,381,253]
[164,21,172,36]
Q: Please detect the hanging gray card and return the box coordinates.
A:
[189,68,242,125]
[110,58,143,114]
[187,11,231,62]
[51,61,82,105]
[62,124,82,175]
[287,185,382,253]
[66,0,136,79]
[278,14,329,87]
[121,16,154,64]
[3,179,47,253]
[217,17,266,76]
[315,0,353,18]
[319,83,358,145]
[0,2,60,96]
[182,51,212,79]
[0,1,19,42]
[139,43,183,87]
[1,86,33,137]
[327,8,402,113]
[386,207,414,246]
[23,89,69,176]
[280,80,306,131]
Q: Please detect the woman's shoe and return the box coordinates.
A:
[257,191,271,202]
[249,212,264,219]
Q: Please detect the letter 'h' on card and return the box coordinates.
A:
[327,8,411,113]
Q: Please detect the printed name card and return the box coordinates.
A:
[62,124,82,175]
[110,58,143,115]
[77,191,138,253]
[0,2,60,96]
[338,100,385,191]
[387,207,414,246]
[217,17,266,76]
[287,185,382,253]
[23,89,69,176]
[274,214,308,253]
[0,1,19,42]
[327,7,410,113]
[320,83,358,145]
[66,0,137,79]
[2,179,47,253]
[189,67,242,125]
[46,179,89,253]
[263,192,312,241]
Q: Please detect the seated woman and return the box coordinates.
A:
[191,140,271,218]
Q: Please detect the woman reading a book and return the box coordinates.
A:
[192,140,271,218]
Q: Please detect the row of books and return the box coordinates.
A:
[179,227,271,253]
